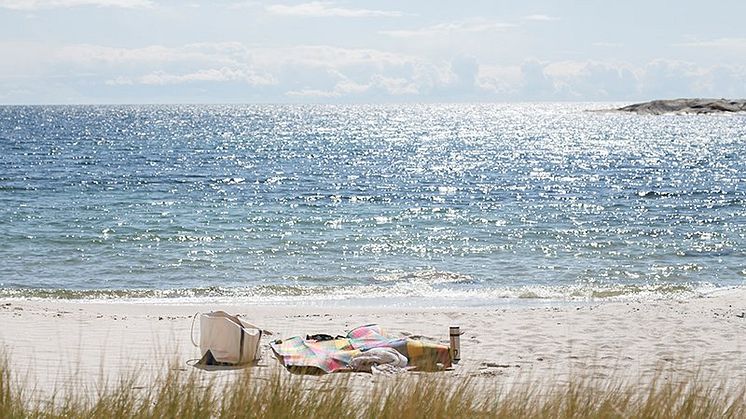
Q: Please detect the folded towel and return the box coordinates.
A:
[350,347,408,373]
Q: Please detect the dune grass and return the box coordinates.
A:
[1,357,744,418]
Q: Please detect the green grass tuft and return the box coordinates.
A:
[1,356,744,419]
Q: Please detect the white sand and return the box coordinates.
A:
[1,288,745,398]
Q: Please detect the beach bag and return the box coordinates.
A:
[190,311,262,365]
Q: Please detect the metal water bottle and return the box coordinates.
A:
[449,326,461,364]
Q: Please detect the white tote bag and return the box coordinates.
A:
[191,311,262,365]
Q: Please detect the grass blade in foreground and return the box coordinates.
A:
[2,357,744,419]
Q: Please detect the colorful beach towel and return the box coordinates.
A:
[270,324,452,373]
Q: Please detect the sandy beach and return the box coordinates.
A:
[1,288,744,398]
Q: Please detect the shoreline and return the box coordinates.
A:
[0,281,736,307]
[1,287,745,397]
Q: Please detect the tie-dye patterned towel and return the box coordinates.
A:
[270,324,452,373]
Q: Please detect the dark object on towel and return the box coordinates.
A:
[306,334,345,341]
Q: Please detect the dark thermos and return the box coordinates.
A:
[449,326,461,364]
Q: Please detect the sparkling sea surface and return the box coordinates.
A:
[0,104,744,303]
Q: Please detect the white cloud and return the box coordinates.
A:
[286,78,369,97]
[107,67,276,86]
[4,39,746,102]
[523,14,559,21]
[32,42,438,99]
[265,1,402,18]
[370,75,418,95]
[475,58,746,100]
[695,64,746,97]
[286,73,421,98]
[0,0,153,10]
[54,44,221,65]
[252,45,414,68]
[381,19,516,38]
[42,42,418,73]
[285,88,339,97]
[638,59,704,98]
[547,60,640,99]
[476,64,522,94]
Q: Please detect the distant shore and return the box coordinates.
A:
[614,98,746,114]
[1,287,744,397]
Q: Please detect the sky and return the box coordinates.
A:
[1,0,745,104]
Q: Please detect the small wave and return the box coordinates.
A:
[437,186,458,194]
[504,282,721,301]
[0,280,726,304]
[373,216,391,224]
[0,285,316,300]
[373,269,473,284]
[636,190,677,198]
[220,177,245,185]
[0,185,35,191]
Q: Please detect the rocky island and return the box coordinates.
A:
[616,98,746,115]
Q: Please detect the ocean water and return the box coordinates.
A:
[0,103,744,303]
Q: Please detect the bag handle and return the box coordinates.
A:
[190,312,200,347]
[235,315,261,331]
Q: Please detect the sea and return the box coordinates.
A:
[0,103,744,305]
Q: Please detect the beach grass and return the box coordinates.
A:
[2,357,744,419]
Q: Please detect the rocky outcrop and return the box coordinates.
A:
[616,98,746,115]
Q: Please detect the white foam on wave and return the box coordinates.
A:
[437,186,458,194]
[373,216,391,224]
[373,269,472,285]
[1,280,733,308]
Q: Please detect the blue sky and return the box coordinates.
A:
[1,0,745,103]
